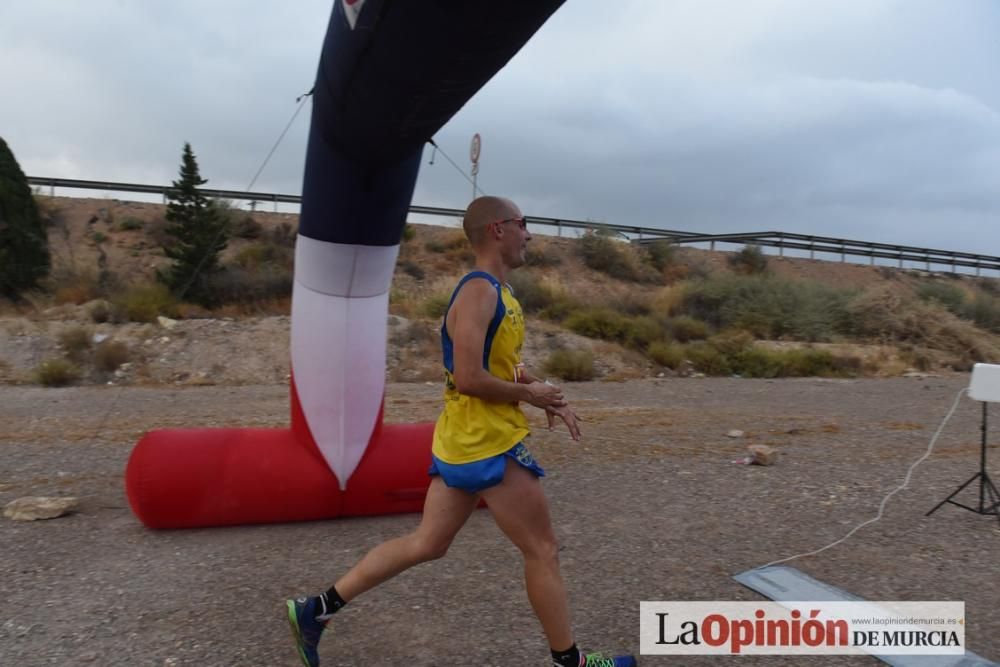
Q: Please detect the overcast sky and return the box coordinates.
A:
[2,0,998,255]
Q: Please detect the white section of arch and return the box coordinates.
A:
[290,236,400,489]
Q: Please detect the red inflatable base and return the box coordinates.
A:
[126,422,435,529]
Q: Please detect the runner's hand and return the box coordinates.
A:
[525,381,566,410]
[546,404,581,441]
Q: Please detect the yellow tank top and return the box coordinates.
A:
[431,271,530,464]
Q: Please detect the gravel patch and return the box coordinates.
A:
[1,376,997,666]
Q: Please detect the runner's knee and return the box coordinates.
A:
[411,533,452,562]
[522,533,560,565]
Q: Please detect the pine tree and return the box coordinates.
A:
[158,143,229,305]
[0,137,50,298]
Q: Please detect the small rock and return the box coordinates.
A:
[726,430,745,438]
[4,496,80,521]
[748,444,778,466]
[0,483,10,493]
[92,333,109,344]
[158,315,178,329]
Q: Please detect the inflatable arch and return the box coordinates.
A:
[126,0,566,529]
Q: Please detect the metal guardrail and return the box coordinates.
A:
[636,231,1000,274]
[29,175,1000,274]
[29,176,687,240]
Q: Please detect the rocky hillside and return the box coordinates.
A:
[2,194,999,387]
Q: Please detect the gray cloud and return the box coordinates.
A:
[2,0,998,254]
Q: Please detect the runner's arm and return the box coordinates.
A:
[450,279,564,409]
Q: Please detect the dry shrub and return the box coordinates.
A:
[422,292,451,319]
[846,286,1000,367]
[94,339,130,372]
[203,266,293,305]
[113,283,179,323]
[391,320,439,348]
[58,327,92,362]
[233,216,263,239]
[543,349,595,381]
[425,231,467,254]
[34,358,80,387]
[389,289,415,318]
[400,259,425,280]
[651,284,687,318]
[524,242,562,267]
[89,300,112,323]
[232,242,292,270]
[54,283,99,305]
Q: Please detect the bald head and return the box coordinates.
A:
[463,196,519,248]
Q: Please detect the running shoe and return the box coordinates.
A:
[286,596,327,667]
[580,652,637,667]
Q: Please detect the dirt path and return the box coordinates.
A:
[1,376,997,666]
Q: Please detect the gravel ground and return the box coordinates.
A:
[1,376,998,666]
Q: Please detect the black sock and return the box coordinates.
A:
[316,586,346,620]
[551,643,581,667]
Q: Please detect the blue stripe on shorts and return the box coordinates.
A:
[428,442,545,494]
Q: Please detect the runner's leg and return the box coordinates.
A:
[334,476,479,601]
[480,459,573,650]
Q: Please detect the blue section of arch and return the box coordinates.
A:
[298,0,565,246]
[441,271,506,374]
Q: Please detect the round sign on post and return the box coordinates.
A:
[470,133,481,164]
[470,133,481,199]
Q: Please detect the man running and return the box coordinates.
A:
[287,196,636,667]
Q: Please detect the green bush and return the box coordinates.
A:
[114,283,179,323]
[732,347,859,378]
[915,282,966,315]
[644,240,676,272]
[118,217,144,231]
[204,266,292,304]
[401,224,416,242]
[962,292,1000,332]
[34,358,80,387]
[506,272,565,314]
[647,341,684,368]
[232,242,292,271]
[684,341,733,376]
[667,315,709,342]
[728,244,768,274]
[681,274,854,342]
[577,233,655,283]
[624,315,665,349]
[543,349,595,381]
[564,308,630,341]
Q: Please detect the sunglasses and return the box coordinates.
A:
[492,216,527,231]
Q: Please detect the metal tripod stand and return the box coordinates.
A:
[927,402,1000,525]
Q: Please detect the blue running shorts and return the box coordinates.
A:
[428,442,545,494]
